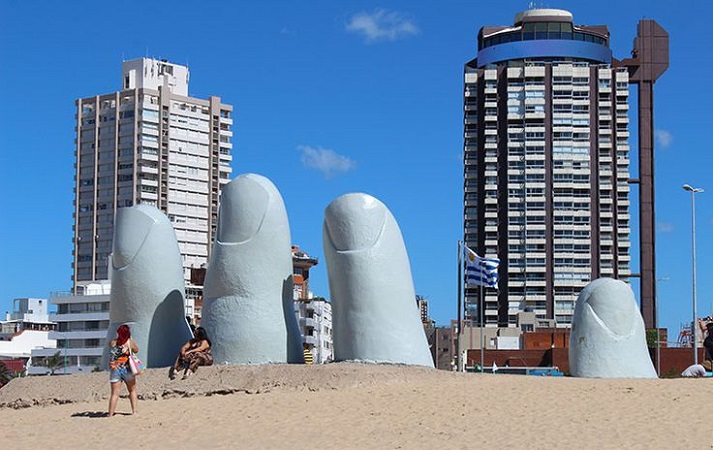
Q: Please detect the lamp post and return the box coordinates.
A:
[656,277,669,376]
[683,184,703,365]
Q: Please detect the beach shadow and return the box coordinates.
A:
[71,411,131,418]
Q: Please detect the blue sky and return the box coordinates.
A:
[0,1,711,343]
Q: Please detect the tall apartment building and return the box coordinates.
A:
[73,58,233,307]
[463,9,633,328]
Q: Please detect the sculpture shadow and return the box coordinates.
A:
[283,276,304,364]
[148,289,192,368]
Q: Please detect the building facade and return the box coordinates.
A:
[294,298,333,364]
[463,9,632,328]
[0,298,56,365]
[29,282,110,374]
[291,246,333,364]
[72,58,233,309]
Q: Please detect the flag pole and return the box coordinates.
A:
[480,283,485,373]
[456,240,463,372]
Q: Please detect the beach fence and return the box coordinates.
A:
[465,347,703,377]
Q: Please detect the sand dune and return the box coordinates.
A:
[2,363,711,449]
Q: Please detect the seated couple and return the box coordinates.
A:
[170,326,213,380]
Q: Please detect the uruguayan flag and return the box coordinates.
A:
[464,246,500,288]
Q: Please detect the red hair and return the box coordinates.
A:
[116,325,131,346]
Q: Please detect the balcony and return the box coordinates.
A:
[49,330,107,340]
[49,312,109,322]
[300,317,317,328]
[32,347,104,358]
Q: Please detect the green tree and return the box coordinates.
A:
[0,361,12,387]
[36,351,64,375]
[646,329,658,348]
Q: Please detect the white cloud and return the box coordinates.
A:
[655,129,673,149]
[299,145,356,179]
[657,222,674,233]
[346,9,419,43]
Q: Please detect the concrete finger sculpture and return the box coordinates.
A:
[569,277,657,378]
[201,174,303,364]
[323,193,434,367]
[102,204,194,368]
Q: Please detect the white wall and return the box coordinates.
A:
[0,329,56,358]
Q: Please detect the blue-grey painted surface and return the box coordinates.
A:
[323,193,434,368]
[102,205,194,369]
[201,174,303,364]
[569,278,657,378]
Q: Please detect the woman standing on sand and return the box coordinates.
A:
[107,324,139,416]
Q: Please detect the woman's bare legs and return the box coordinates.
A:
[125,378,138,415]
[108,381,121,417]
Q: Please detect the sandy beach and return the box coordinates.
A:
[1,363,711,449]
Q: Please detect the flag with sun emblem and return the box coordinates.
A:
[464,246,500,288]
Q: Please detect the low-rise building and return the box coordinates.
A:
[1,298,57,377]
[426,325,454,371]
[295,298,333,364]
[30,282,110,374]
[292,246,333,364]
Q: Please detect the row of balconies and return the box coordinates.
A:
[31,347,104,358]
[49,312,109,322]
[49,330,107,340]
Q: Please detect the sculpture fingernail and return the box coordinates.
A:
[324,193,385,252]
[587,282,634,336]
[217,174,270,244]
[112,206,156,269]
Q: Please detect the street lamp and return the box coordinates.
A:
[656,276,669,377]
[683,184,704,365]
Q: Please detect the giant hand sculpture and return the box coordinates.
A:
[102,204,194,368]
[569,277,657,378]
[201,174,303,364]
[323,193,434,367]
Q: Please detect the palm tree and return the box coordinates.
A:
[36,351,64,375]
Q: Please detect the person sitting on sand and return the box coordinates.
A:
[169,326,213,380]
[681,364,707,378]
[108,324,139,416]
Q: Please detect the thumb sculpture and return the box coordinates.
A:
[569,277,657,378]
[102,204,194,369]
[201,174,303,364]
[323,193,434,367]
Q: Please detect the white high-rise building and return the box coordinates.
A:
[72,58,233,308]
